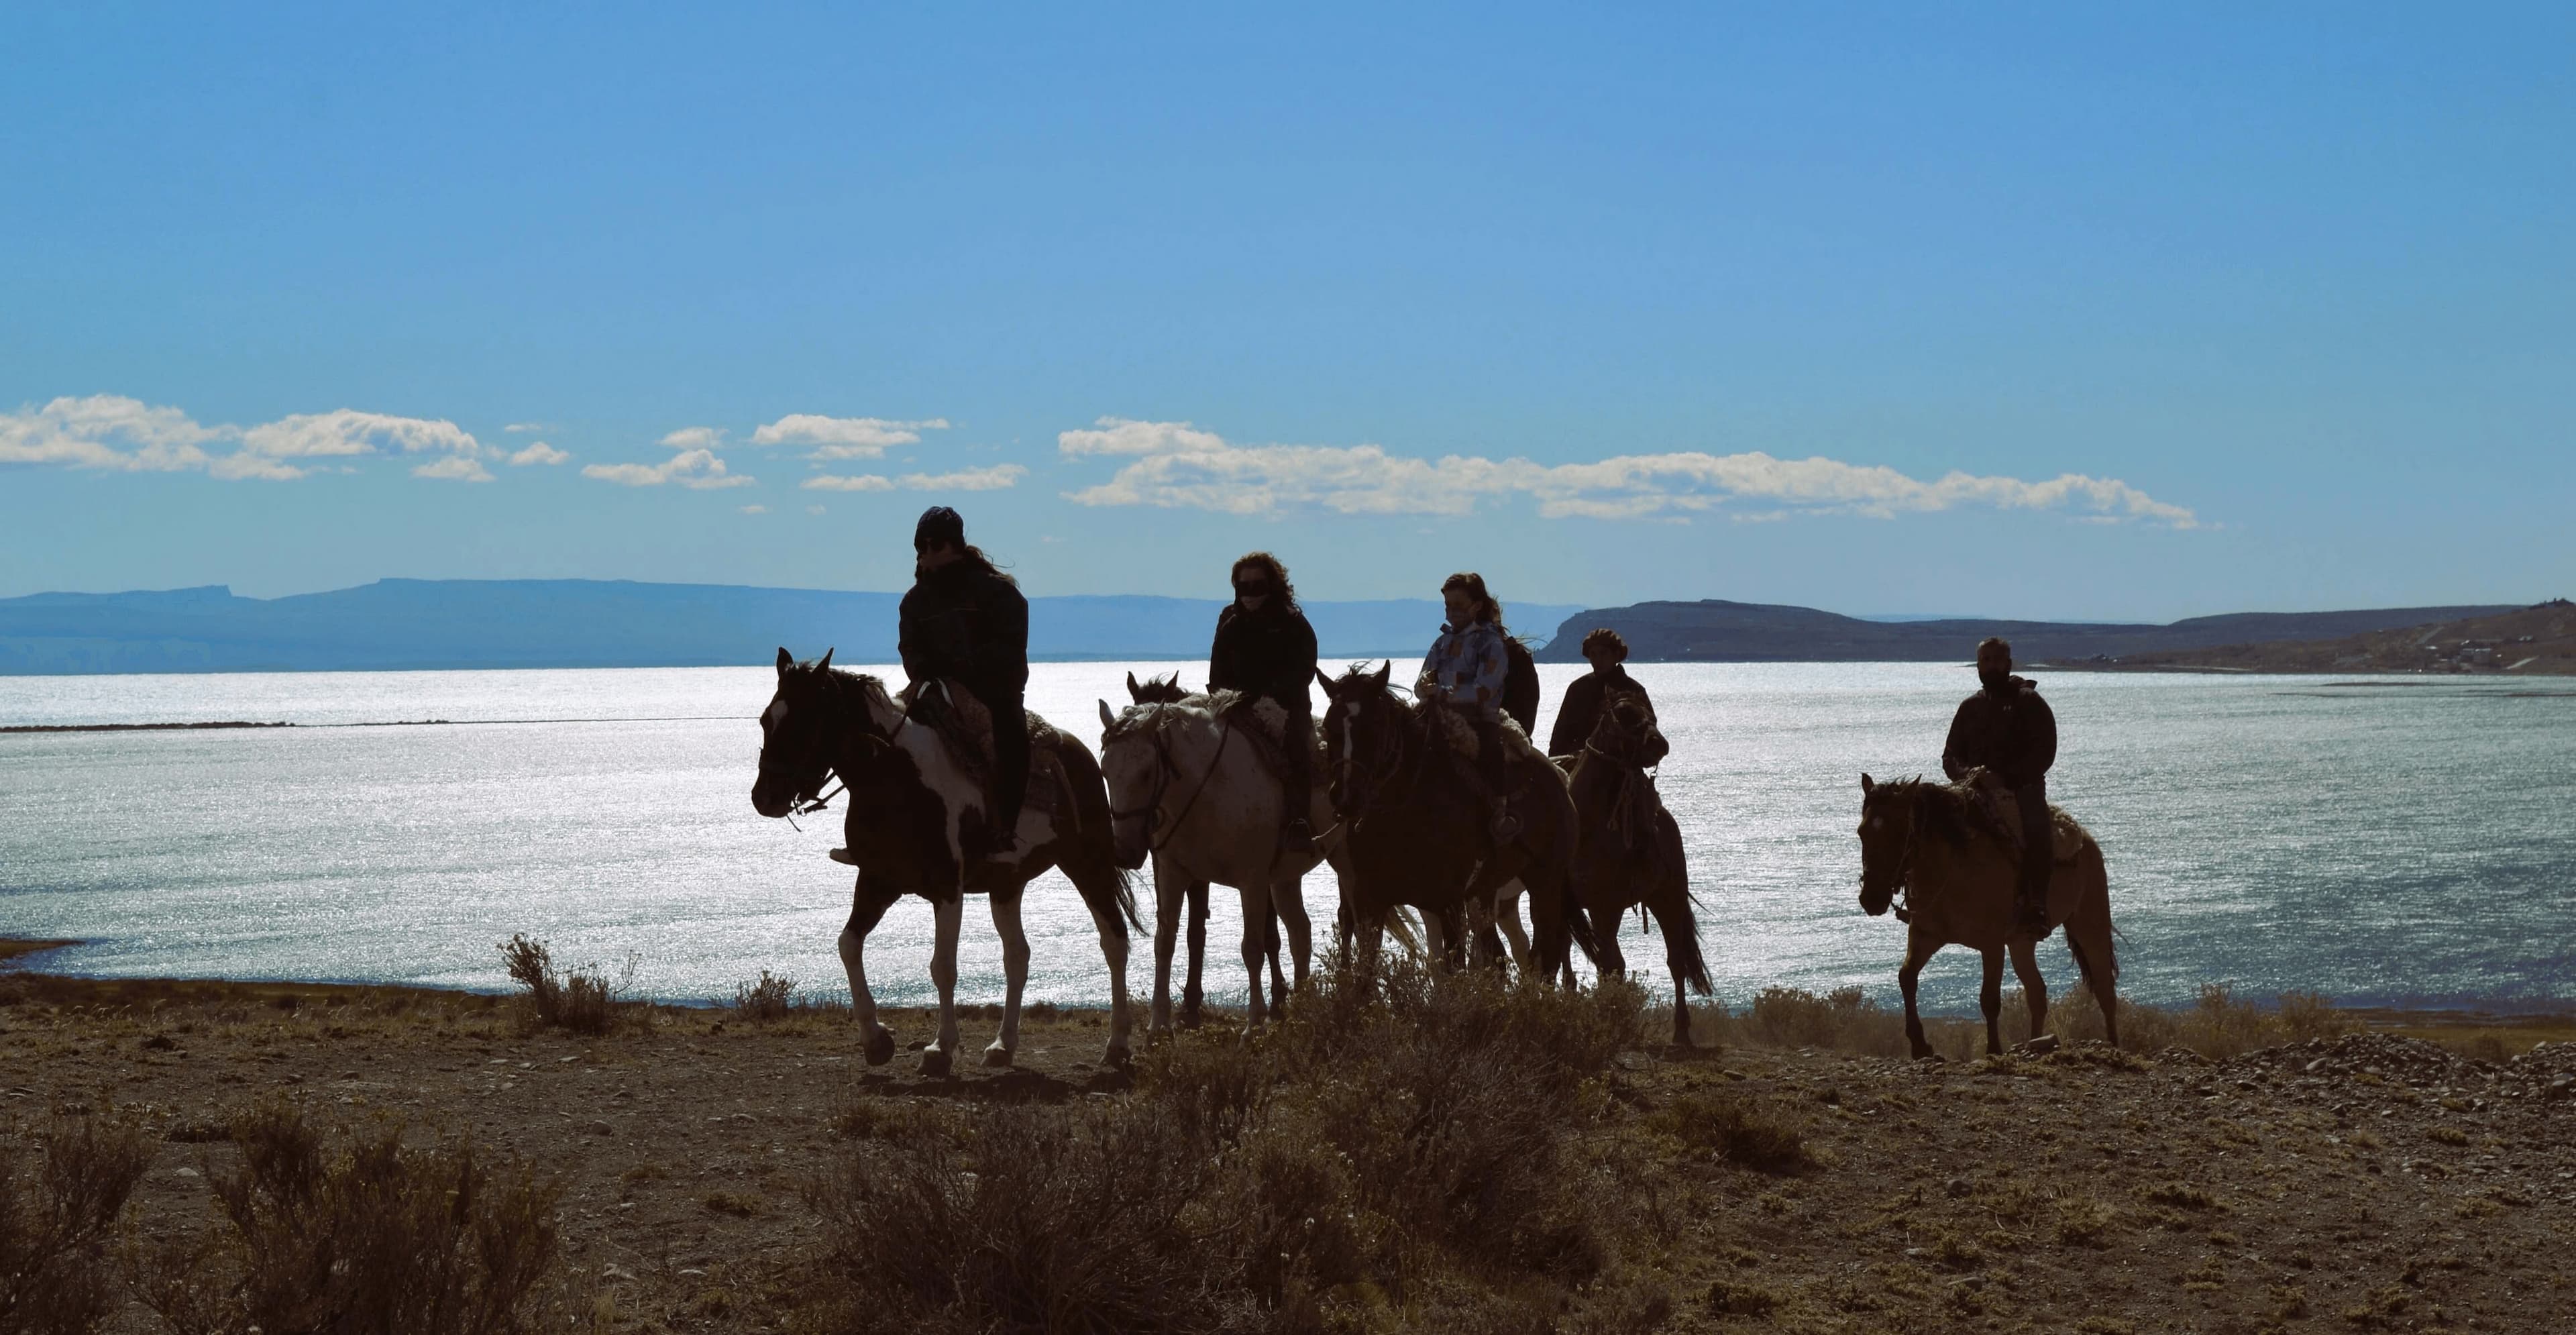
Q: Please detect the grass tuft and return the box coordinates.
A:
[497,934,628,1035]
[731,969,797,1023]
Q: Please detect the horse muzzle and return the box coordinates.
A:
[1858,882,1894,917]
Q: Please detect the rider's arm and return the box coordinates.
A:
[1207,610,1238,693]
[1281,612,1319,706]
[2010,691,2058,788]
[1462,628,1508,713]
[1546,675,1594,757]
[1940,697,1977,782]
[985,581,1032,695]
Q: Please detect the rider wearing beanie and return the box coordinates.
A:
[898,506,1032,860]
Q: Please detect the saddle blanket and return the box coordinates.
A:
[1955,767,2082,863]
[903,679,1070,818]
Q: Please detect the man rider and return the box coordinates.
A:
[1207,551,1320,855]
[1941,637,2057,934]
[1417,572,1521,843]
[894,506,1031,862]
[1546,627,1652,758]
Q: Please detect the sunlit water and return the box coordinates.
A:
[3,663,2571,1014]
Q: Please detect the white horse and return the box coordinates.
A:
[1097,689,1360,1031]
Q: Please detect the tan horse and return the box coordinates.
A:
[1855,773,2119,1058]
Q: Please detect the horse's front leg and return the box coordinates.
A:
[1979,947,2006,1057]
[2009,937,2049,1044]
[921,894,965,1077]
[986,889,1029,1067]
[1182,877,1210,1028]
[1898,932,1941,1061]
[840,872,903,1066]
[1493,879,1536,975]
[1149,855,1183,1035]
[1236,882,1272,1028]
[1275,873,1313,999]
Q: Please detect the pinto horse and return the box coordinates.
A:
[1856,773,2120,1059]
[1317,661,1598,979]
[751,649,1138,1074]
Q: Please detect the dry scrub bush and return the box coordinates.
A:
[1643,1092,1811,1173]
[732,970,798,1023]
[0,1112,156,1335]
[800,961,1648,1335]
[496,934,625,1035]
[138,1098,564,1335]
[1687,981,2361,1062]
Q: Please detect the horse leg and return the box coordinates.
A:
[1236,882,1271,1029]
[920,894,964,1077]
[839,872,903,1067]
[1979,948,2006,1057]
[1590,903,1627,981]
[1418,905,1448,969]
[1494,879,1537,974]
[985,890,1029,1067]
[1898,934,1939,1060]
[2009,937,2049,1043]
[1264,908,1289,1018]
[1275,873,1313,1010]
[1355,908,1387,980]
[1149,856,1182,1035]
[1182,877,1210,1028]
[1085,896,1135,1068]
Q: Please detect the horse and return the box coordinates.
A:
[1554,689,1711,1043]
[1854,772,2120,1059]
[1316,661,1598,979]
[751,649,1140,1075]
[1098,678,1346,1032]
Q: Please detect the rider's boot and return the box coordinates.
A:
[1475,716,1521,843]
[829,847,859,867]
[1281,818,1316,855]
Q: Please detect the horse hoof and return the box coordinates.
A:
[982,1043,1014,1069]
[863,1027,896,1067]
[1913,1050,1944,1065]
[1102,1042,1133,1069]
[920,1046,953,1077]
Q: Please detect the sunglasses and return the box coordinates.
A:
[1234,581,1272,594]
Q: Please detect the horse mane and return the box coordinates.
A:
[1128,672,1189,704]
[1100,688,1245,745]
[1880,776,1978,850]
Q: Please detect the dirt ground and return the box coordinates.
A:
[4,945,2573,1334]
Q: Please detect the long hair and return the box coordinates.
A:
[1440,571,1506,633]
[1230,551,1299,612]
[950,544,1018,588]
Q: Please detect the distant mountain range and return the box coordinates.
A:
[1533,599,2527,665]
[0,580,1586,676]
[2045,600,2575,676]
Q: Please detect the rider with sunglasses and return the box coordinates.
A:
[1207,551,1320,855]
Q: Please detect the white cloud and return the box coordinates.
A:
[900,464,1025,492]
[508,441,571,466]
[412,455,496,483]
[3,395,488,482]
[659,426,728,451]
[1057,418,2200,528]
[739,504,767,515]
[751,414,950,460]
[581,449,754,490]
[801,473,896,492]
[503,422,549,433]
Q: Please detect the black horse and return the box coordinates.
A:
[752,649,1139,1073]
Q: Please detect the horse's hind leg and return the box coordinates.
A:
[1978,948,2005,1057]
[1183,877,1210,1028]
[921,894,965,1077]
[985,889,1029,1067]
[1590,903,1627,981]
[1275,874,1313,1011]
[1494,879,1536,973]
[839,873,904,1066]
[1898,934,1940,1061]
[1263,907,1289,1018]
[2009,937,2049,1044]
[1085,896,1135,1067]
[1235,882,1273,1028]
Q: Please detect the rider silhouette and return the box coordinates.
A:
[896,506,1030,861]
[1546,627,1652,758]
[1941,636,2057,934]
[1417,572,1522,843]
[1207,551,1320,854]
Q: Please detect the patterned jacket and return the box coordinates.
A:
[1417,621,1510,718]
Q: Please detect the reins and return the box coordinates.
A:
[1108,708,1234,853]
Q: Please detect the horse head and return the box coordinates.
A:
[1126,672,1189,705]
[1589,688,1669,768]
[1855,773,1918,916]
[1317,661,1405,816]
[752,646,875,819]
[1095,697,1165,870]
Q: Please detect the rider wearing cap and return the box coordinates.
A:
[1546,627,1652,758]
[1941,636,2058,933]
[1207,551,1320,855]
[898,506,1031,860]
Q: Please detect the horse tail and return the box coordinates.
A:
[1648,810,1711,996]
[2061,835,2119,1043]
[1055,733,1143,933]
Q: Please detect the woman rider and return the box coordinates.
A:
[896,505,1030,861]
[1207,551,1320,854]
[1415,571,1521,843]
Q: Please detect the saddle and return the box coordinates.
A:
[1953,767,2080,863]
[1210,692,1320,778]
[901,679,1070,818]
[1426,705,1554,804]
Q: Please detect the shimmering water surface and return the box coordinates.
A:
[3,663,2571,1012]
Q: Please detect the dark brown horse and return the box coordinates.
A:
[1856,773,2119,1058]
[751,650,1139,1073]
[1317,661,1597,978]
[1562,690,1711,1042]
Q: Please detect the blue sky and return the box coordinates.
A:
[3,3,2569,620]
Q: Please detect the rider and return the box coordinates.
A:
[1207,551,1320,855]
[1941,636,2057,933]
[1417,571,1521,843]
[898,506,1031,861]
[1546,627,1652,758]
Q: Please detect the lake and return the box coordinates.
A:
[3,663,2571,1014]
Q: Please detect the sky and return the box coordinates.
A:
[3,3,2569,621]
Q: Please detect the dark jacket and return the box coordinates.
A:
[1209,601,1318,714]
[1502,638,1540,737]
[1941,676,2057,790]
[898,561,1029,703]
[1546,664,1650,758]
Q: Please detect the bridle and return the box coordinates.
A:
[1865,788,1927,924]
[1328,690,1419,821]
[1106,708,1232,853]
[765,669,903,826]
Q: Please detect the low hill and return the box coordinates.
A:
[1535,598,2521,664]
[0,580,1580,675]
[2051,599,2576,675]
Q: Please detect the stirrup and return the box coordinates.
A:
[1489,809,1522,843]
[1280,820,1316,854]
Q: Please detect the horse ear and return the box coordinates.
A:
[777,647,794,676]
[1861,773,1874,795]
[1314,667,1334,695]
[1371,660,1391,688]
[817,647,835,672]
[1125,671,1141,701]
[1098,698,1116,731]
